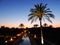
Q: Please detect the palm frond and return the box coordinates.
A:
[46,8,50,10]
[45,15,52,23]
[31,19,34,24]
[47,18,52,23]
[34,16,38,21]
[35,4,39,8]
[42,4,47,10]
[45,4,47,7]
[30,9,35,12]
[40,3,43,7]
[45,10,52,13]
[28,3,55,24]
[28,13,33,16]
[34,4,40,11]
[46,13,55,18]
[28,15,34,21]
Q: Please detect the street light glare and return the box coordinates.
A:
[41,36,44,44]
[5,40,8,43]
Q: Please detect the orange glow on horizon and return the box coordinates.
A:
[52,24,60,28]
[0,23,60,28]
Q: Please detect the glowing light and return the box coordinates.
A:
[41,36,44,44]
[24,33,27,37]
[41,30,44,44]
[5,40,8,43]
[13,36,16,38]
[24,30,27,33]
[21,32,23,34]
[10,37,14,42]
[34,34,37,38]
[16,33,21,37]
[28,31,30,34]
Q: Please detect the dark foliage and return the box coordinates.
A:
[0,27,60,45]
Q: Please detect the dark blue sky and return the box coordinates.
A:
[0,0,60,28]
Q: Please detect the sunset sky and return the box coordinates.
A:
[0,0,60,28]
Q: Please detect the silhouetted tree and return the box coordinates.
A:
[1,26,5,28]
[28,3,55,44]
[49,25,53,28]
[19,23,24,28]
[33,24,38,28]
[43,23,48,27]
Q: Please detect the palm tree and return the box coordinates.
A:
[19,23,24,28]
[43,23,48,27]
[28,3,55,45]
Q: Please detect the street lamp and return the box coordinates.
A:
[9,37,14,42]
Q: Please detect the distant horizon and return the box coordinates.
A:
[0,24,60,28]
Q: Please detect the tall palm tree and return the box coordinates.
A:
[28,3,55,45]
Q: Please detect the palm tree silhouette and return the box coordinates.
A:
[43,23,48,27]
[28,3,55,45]
[19,23,24,28]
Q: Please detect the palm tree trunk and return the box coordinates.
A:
[39,18,44,45]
